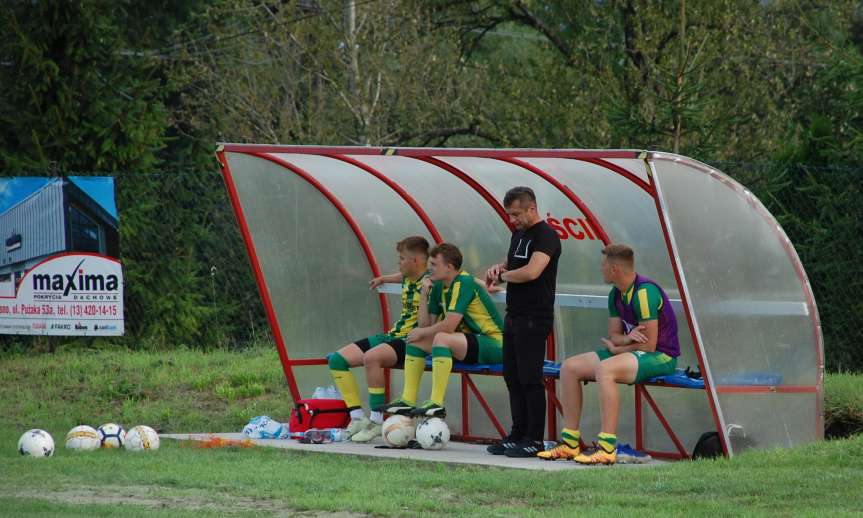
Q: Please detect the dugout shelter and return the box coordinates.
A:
[217,144,823,458]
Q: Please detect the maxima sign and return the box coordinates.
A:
[0,253,124,336]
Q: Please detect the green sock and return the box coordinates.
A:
[368,386,385,410]
[598,432,617,453]
[561,428,580,449]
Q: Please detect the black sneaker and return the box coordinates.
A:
[504,440,544,458]
[409,400,446,418]
[486,435,521,455]
[374,398,414,416]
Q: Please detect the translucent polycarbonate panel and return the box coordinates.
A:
[224,153,381,360]
[519,158,674,288]
[718,393,821,450]
[271,154,433,273]
[439,157,607,292]
[605,158,650,184]
[639,387,715,455]
[521,157,698,367]
[652,155,821,451]
[652,156,820,387]
[347,155,511,275]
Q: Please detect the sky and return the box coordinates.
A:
[0,176,118,219]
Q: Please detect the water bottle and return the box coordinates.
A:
[302,428,333,444]
[330,428,351,442]
[311,386,326,399]
[543,441,557,451]
[301,428,350,443]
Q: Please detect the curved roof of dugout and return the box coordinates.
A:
[217,144,823,457]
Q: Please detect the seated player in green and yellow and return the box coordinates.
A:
[375,242,504,418]
[327,236,430,442]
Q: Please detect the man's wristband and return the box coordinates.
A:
[497,271,505,283]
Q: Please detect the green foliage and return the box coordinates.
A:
[0,1,170,172]
[825,372,863,438]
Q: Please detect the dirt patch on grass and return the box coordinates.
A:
[2,486,368,517]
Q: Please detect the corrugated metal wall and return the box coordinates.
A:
[0,179,66,270]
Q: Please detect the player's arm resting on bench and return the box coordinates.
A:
[370,272,402,289]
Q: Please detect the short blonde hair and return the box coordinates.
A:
[601,244,634,269]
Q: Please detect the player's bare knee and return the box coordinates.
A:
[433,332,453,347]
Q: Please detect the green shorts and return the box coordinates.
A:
[466,334,503,364]
[595,348,677,383]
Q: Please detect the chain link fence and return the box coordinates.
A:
[2,161,861,371]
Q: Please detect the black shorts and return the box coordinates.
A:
[463,334,479,364]
[354,334,407,365]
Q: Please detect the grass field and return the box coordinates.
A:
[1,347,861,517]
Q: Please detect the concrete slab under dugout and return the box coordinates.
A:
[162,433,665,472]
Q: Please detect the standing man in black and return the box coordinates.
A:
[485,186,561,457]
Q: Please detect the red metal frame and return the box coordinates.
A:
[221,143,639,160]
[325,154,444,244]
[217,150,301,400]
[496,157,611,245]
[638,385,690,458]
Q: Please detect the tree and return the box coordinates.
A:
[0,1,170,173]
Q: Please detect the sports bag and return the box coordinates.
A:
[692,431,723,459]
[289,398,350,433]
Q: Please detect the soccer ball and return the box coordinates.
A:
[65,425,101,451]
[18,429,54,457]
[416,418,450,450]
[124,425,160,452]
[382,415,415,448]
[97,423,126,449]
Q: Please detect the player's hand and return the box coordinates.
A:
[627,325,648,344]
[601,337,617,354]
[420,277,433,293]
[369,277,385,290]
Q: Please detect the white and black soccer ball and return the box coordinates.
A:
[97,423,126,449]
[65,425,101,451]
[18,429,55,457]
[382,415,415,448]
[416,418,450,450]
[124,425,160,452]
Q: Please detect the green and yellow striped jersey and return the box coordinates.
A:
[388,274,427,338]
[428,271,503,342]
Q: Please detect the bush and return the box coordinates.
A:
[824,373,863,439]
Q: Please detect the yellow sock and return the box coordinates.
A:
[561,428,580,448]
[401,345,426,405]
[430,346,453,405]
[328,352,361,409]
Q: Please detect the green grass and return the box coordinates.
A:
[1,348,862,517]
[825,372,863,438]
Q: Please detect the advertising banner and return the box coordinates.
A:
[0,253,124,335]
[0,176,122,335]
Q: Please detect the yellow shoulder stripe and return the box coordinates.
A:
[637,288,650,320]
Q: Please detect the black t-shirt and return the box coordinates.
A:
[505,220,561,319]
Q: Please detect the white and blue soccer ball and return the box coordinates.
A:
[416,418,450,450]
[18,429,55,457]
[65,425,101,451]
[124,425,160,452]
[97,423,126,449]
